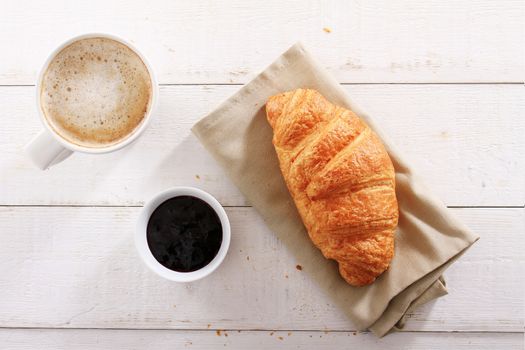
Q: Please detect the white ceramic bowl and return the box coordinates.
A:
[136,187,231,282]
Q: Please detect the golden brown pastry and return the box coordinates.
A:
[266,89,398,286]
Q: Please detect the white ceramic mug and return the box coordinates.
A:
[25,33,159,170]
[136,187,231,282]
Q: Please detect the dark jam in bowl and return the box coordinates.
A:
[146,196,223,272]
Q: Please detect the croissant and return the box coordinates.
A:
[266,89,398,286]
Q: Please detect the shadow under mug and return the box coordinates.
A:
[25,33,159,170]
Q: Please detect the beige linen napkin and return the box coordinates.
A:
[192,43,479,337]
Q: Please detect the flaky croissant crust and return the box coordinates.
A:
[266,89,398,286]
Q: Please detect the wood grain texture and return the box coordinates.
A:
[0,206,522,332]
[1,0,523,345]
[1,0,524,85]
[1,84,523,206]
[0,329,522,350]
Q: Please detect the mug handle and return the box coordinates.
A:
[25,129,73,170]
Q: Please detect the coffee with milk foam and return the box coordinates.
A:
[40,37,152,148]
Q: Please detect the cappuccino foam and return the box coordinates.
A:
[40,37,152,148]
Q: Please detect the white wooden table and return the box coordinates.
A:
[1,1,524,348]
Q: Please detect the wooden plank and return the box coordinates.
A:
[0,0,523,84]
[0,329,522,350]
[0,207,522,332]
[1,84,523,206]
